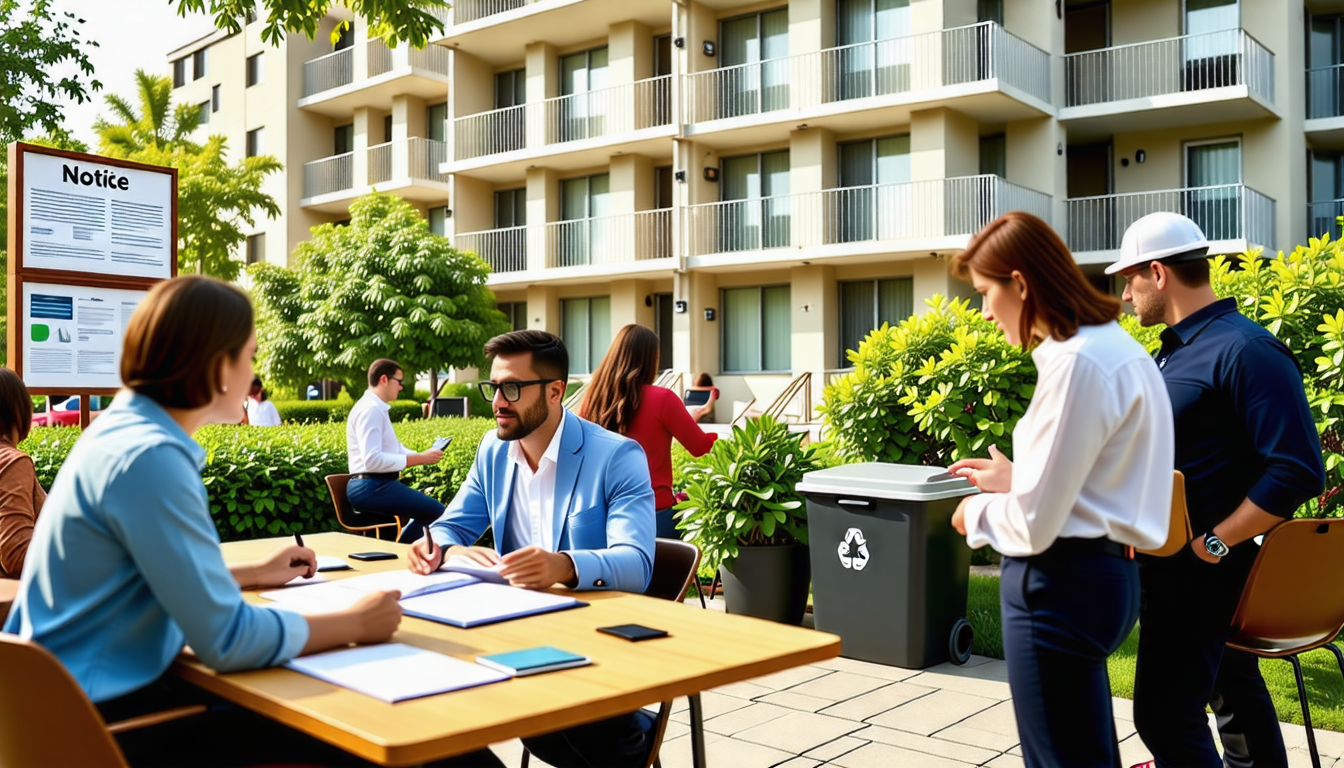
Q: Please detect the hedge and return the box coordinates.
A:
[271,399,423,424]
[23,417,495,542]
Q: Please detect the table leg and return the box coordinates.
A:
[689,693,707,768]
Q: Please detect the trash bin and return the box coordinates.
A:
[797,463,978,669]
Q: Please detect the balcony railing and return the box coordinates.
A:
[452,0,542,25]
[1307,64,1344,119]
[302,48,354,97]
[687,175,1049,256]
[454,75,671,161]
[1064,29,1274,108]
[1307,200,1344,239]
[1067,184,1275,252]
[685,22,1049,124]
[545,209,672,267]
[366,39,451,78]
[368,138,450,185]
[457,226,528,273]
[303,152,354,198]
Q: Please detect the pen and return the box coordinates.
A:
[291,532,310,573]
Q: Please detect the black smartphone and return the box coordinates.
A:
[597,624,670,642]
[348,551,399,561]
[431,436,453,452]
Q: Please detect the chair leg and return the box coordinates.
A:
[521,747,530,768]
[1324,642,1344,683]
[1286,655,1322,768]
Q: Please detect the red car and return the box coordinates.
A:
[32,397,103,428]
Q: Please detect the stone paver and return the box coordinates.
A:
[905,660,1013,701]
[745,665,832,691]
[755,689,835,713]
[710,679,775,700]
[657,731,794,768]
[866,688,1002,736]
[733,710,865,755]
[785,670,894,702]
[932,699,1021,753]
[830,741,973,768]
[984,753,1027,768]
[810,653,926,681]
[668,690,751,724]
[818,681,939,722]
[855,724,1001,765]
[702,701,794,736]
[802,735,871,762]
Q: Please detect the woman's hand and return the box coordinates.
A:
[343,590,403,644]
[948,445,1013,494]
[235,544,315,589]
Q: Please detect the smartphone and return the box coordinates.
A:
[431,436,453,452]
[597,624,670,642]
[348,551,399,562]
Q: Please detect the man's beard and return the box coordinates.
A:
[1133,291,1167,327]
[495,395,549,441]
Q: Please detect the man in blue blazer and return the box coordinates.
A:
[409,329,656,767]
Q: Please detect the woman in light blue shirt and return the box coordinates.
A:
[4,276,500,768]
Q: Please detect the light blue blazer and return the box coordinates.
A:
[429,410,655,592]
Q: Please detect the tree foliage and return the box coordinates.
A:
[169,0,449,47]
[94,70,281,281]
[0,0,99,146]
[249,192,512,395]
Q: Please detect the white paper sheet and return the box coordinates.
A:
[285,643,509,702]
[400,583,581,628]
[260,570,478,614]
[439,556,509,585]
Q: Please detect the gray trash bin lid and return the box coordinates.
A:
[796,462,978,502]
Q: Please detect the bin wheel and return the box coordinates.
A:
[948,618,974,666]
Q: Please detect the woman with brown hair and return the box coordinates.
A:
[945,212,1174,768]
[579,324,716,539]
[0,367,44,578]
[4,276,500,768]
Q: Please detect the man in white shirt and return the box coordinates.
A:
[346,358,445,542]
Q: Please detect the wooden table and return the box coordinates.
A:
[173,532,840,767]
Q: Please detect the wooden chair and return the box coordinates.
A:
[1136,470,1193,558]
[1225,518,1344,768]
[0,634,207,768]
[324,474,402,541]
[521,538,704,768]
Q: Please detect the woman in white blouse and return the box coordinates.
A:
[245,377,282,426]
[947,212,1174,768]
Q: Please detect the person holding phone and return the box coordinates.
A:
[2,277,501,767]
[346,359,447,543]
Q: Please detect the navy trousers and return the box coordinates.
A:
[347,476,448,543]
[655,507,681,540]
[1133,548,1287,768]
[1001,543,1139,768]
[521,710,656,768]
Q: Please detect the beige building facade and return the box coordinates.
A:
[174,0,1336,420]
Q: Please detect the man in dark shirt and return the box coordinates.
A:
[1108,212,1325,768]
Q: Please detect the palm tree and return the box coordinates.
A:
[93,69,202,157]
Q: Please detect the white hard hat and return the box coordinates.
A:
[1105,211,1210,275]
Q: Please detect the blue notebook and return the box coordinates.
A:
[476,646,592,676]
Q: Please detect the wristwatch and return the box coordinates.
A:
[1203,531,1230,559]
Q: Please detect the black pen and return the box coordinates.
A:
[291,532,311,574]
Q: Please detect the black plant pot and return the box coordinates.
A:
[720,544,811,625]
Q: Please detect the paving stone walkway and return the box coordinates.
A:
[487,600,1344,768]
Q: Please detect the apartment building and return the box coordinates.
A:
[176,0,1331,420]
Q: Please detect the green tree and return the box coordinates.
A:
[249,192,512,396]
[0,0,99,146]
[94,70,282,281]
[169,0,449,47]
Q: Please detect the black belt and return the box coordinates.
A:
[1032,537,1132,560]
[351,472,399,481]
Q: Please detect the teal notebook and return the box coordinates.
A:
[476,646,591,677]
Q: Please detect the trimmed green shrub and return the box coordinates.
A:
[272,399,422,424]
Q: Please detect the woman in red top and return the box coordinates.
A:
[579,324,717,539]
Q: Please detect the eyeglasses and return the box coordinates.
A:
[390,376,404,386]
[478,379,558,403]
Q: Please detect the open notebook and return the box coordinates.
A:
[286,643,509,702]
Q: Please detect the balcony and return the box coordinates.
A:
[438,0,669,67]
[301,138,451,212]
[1060,30,1276,136]
[299,35,450,116]
[1307,200,1344,240]
[456,226,528,274]
[458,210,674,286]
[686,175,1051,264]
[684,22,1051,146]
[1067,184,1276,262]
[451,76,672,179]
[1305,64,1344,148]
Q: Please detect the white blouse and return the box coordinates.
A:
[961,321,1174,557]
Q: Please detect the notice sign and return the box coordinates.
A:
[20,151,173,280]
[20,283,147,390]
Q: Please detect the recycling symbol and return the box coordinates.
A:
[837,527,870,571]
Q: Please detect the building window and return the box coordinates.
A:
[719,10,788,115]
[382,114,393,144]
[495,188,526,228]
[559,174,609,266]
[428,102,447,143]
[246,127,264,157]
[494,69,526,109]
[498,302,528,331]
[562,296,612,375]
[246,233,265,265]
[196,102,210,126]
[172,59,186,88]
[428,206,449,236]
[838,278,913,366]
[979,133,1006,178]
[722,285,791,373]
[246,53,264,87]
[211,84,221,112]
[836,136,910,242]
[334,124,354,155]
[192,48,207,80]
[720,151,790,251]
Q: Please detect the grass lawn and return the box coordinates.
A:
[967,574,1344,731]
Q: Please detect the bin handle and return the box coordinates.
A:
[837,499,874,509]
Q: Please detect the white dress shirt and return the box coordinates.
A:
[245,399,281,427]
[347,390,414,474]
[962,321,1174,557]
[503,416,566,551]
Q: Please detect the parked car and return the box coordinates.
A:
[32,396,103,427]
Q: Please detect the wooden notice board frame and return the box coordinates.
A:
[6,142,179,426]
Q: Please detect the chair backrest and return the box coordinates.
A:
[1230,518,1344,654]
[1137,470,1193,558]
[0,634,128,767]
[324,473,398,536]
[645,538,701,603]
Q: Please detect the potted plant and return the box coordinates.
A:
[675,415,826,624]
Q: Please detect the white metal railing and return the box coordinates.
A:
[1064,29,1274,108]
[1067,184,1276,252]
[303,152,354,197]
[544,209,672,267]
[452,0,542,25]
[302,47,354,97]
[366,39,451,78]
[457,226,527,273]
[455,76,670,161]
[368,138,450,185]
[685,22,1050,123]
[1308,199,1344,239]
[686,175,1049,256]
[1307,63,1344,119]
